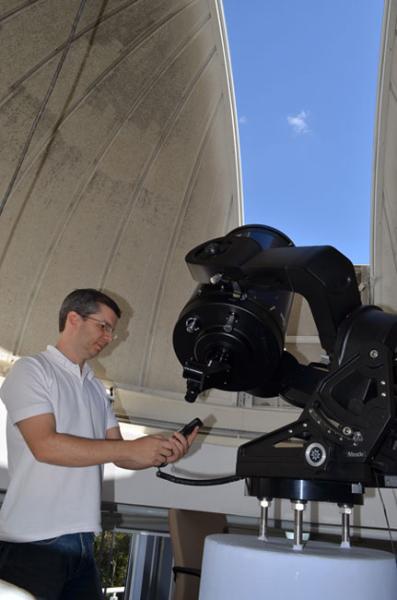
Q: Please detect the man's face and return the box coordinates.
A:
[74,303,118,361]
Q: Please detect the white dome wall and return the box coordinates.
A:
[0,0,242,394]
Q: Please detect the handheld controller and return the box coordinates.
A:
[178,417,203,437]
[158,418,202,468]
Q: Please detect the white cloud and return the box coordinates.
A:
[287,110,309,134]
[239,115,248,124]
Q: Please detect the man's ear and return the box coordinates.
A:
[66,311,81,330]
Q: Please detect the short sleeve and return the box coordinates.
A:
[90,376,118,432]
[0,357,54,424]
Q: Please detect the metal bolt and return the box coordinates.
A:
[342,426,352,436]
[291,500,306,551]
[259,498,271,541]
[339,504,353,548]
[210,273,223,285]
[224,312,237,333]
[369,349,379,359]
[206,243,219,255]
[353,431,363,443]
[185,317,200,334]
[339,504,352,515]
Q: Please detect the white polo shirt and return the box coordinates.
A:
[0,345,118,542]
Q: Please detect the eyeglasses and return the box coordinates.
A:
[83,315,118,340]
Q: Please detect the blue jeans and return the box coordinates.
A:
[0,532,102,599]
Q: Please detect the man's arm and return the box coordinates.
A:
[17,414,189,470]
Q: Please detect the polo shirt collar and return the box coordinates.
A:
[45,345,94,380]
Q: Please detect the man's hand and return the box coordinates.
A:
[166,427,199,464]
[120,434,180,469]
[110,426,200,470]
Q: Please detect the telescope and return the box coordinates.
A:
[173,225,397,509]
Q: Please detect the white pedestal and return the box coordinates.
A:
[199,534,397,600]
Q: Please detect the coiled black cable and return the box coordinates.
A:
[156,468,242,486]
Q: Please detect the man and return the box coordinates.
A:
[0,289,198,599]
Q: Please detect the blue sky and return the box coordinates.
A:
[223,0,384,264]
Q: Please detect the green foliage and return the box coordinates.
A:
[94,531,132,590]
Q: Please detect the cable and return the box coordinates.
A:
[156,468,242,486]
[375,473,397,564]
[0,0,88,218]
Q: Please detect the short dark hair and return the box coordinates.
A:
[59,289,122,332]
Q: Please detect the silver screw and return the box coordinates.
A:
[369,349,379,359]
[210,273,223,285]
[353,431,363,443]
[223,312,237,333]
[291,500,306,551]
[185,317,200,333]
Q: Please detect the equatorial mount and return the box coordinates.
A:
[173,224,397,507]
